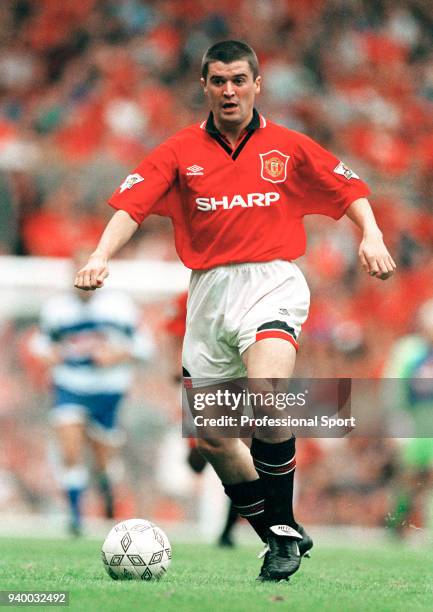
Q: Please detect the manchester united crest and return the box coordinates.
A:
[259,150,290,183]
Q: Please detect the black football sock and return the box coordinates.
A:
[220,500,239,539]
[96,472,114,519]
[223,479,267,542]
[250,435,297,531]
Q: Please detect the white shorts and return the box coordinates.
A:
[182,260,310,381]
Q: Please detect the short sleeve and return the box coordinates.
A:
[294,135,370,219]
[108,140,178,224]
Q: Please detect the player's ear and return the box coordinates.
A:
[200,77,207,93]
[255,75,261,95]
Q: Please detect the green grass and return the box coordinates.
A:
[0,537,432,612]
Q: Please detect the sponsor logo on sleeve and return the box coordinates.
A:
[119,173,144,193]
[333,161,359,180]
[259,150,290,183]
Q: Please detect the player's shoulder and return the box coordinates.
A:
[91,290,138,321]
[166,122,207,146]
[92,289,134,308]
[39,292,80,325]
[147,122,206,161]
[263,119,319,151]
[40,292,78,314]
[265,119,307,140]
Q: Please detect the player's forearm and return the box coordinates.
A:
[92,210,139,261]
[345,197,396,280]
[344,198,382,237]
[75,210,139,290]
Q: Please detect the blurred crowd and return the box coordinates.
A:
[1,0,433,531]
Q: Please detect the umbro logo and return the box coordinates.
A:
[186,165,204,176]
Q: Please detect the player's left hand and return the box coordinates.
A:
[359,232,396,280]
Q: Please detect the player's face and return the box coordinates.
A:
[201,60,261,131]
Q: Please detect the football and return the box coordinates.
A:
[101,518,171,580]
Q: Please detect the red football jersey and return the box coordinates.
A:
[109,110,369,270]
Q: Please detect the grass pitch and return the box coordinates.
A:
[0,537,432,612]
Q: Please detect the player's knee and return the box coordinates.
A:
[195,438,217,459]
[196,438,233,461]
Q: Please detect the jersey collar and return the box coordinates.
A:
[200,109,265,160]
[201,108,265,133]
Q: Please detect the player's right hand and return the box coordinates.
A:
[74,254,109,290]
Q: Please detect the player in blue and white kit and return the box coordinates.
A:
[32,261,153,535]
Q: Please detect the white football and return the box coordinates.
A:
[101,518,171,580]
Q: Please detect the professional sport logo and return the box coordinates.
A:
[119,173,144,193]
[259,150,290,183]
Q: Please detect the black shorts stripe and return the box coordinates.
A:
[257,320,297,339]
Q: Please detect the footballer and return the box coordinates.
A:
[32,250,153,535]
[74,41,395,581]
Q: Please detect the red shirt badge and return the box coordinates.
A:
[259,150,290,183]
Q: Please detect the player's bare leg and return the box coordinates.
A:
[188,380,268,542]
[88,436,115,520]
[55,422,88,535]
[242,337,313,581]
[185,441,240,547]
[197,437,256,483]
[196,436,268,541]
[217,437,252,547]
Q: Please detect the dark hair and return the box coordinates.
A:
[201,40,259,81]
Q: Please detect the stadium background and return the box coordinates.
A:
[0,0,432,541]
